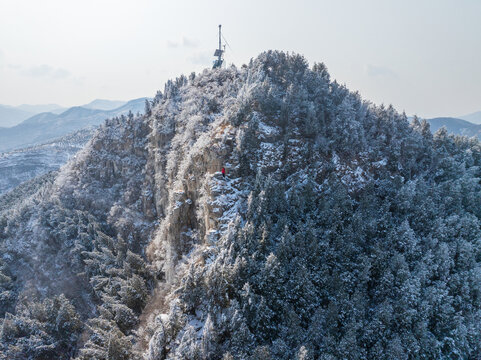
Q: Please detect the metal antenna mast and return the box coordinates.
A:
[218,24,222,55]
[213,24,224,69]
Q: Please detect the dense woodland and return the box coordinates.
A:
[1,51,481,359]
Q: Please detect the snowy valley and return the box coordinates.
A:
[0,128,94,195]
[0,98,151,195]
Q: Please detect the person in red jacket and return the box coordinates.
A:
[221,167,226,178]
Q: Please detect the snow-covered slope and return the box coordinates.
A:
[2,52,481,359]
[0,128,95,195]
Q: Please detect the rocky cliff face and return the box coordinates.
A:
[2,51,481,359]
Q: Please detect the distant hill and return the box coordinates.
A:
[0,97,149,152]
[0,105,35,127]
[82,99,127,111]
[15,104,65,114]
[425,117,481,139]
[459,111,481,125]
[0,100,130,128]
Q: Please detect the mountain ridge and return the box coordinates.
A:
[0,105,34,127]
[15,103,65,114]
[459,110,481,124]
[0,97,149,151]
[82,99,127,110]
[0,99,135,128]
[426,116,481,138]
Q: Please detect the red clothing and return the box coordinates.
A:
[221,167,226,177]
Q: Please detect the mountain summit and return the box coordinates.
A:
[1,51,481,359]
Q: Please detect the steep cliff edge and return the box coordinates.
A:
[2,52,481,359]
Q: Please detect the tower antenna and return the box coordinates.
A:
[213,24,224,69]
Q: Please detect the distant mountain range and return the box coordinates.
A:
[82,99,127,111]
[14,104,66,115]
[0,99,128,128]
[458,111,481,125]
[0,98,148,152]
[0,105,37,128]
[426,117,481,139]
[0,98,148,193]
[0,128,95,195]
[0,104,67,128]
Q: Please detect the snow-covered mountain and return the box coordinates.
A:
[0,98,148,152]
[0,99,150,195]
[1,51,481,359]
[0,128,95,195]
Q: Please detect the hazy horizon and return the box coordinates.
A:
[1,0,480,118]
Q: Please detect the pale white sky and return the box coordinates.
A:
[0,0,480,118]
